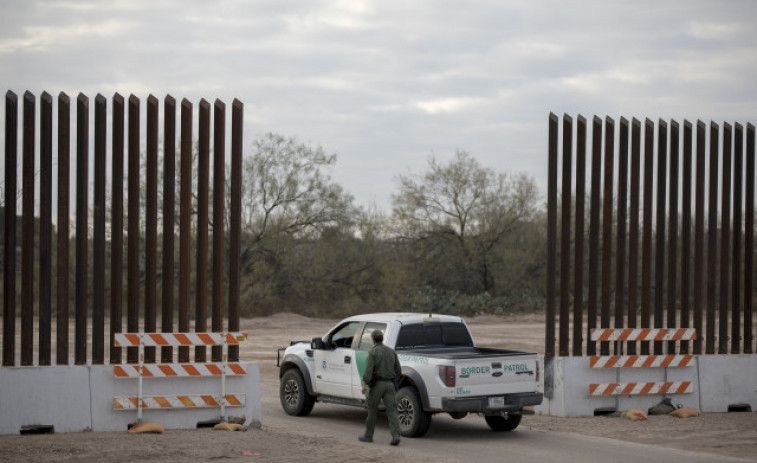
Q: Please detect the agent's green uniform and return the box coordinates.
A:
[362,341,402,439]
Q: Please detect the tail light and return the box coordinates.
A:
[439,366,456,387]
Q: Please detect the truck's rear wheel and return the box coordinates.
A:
[280,369,315,416]
[396,386,431,437]
[485,413,522,432]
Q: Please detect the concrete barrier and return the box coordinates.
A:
[698,355,757,413]
[536,354,756,417]
[0,365,92,434]
[0,362,261,435]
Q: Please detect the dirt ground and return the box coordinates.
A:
[0,312,755,462]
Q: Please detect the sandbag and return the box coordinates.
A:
[213,422,245,431]
[128,421,165,434]
[226,415,246,425]
[670,407,699,418]
[620,409,648,421]
[648,397,676,415]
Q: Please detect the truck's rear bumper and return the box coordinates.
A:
[440,392,543,413]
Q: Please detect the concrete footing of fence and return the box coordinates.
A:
[535,354,757,417]
[0,362,261,435]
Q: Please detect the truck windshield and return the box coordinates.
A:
[395,322,473,350]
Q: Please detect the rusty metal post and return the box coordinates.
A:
[615,117,629,355]
[654,120,667,355]
[228,99,243,362]
[93,94,107,365]
[75,93,89,365]
[706,122,719,355]
[39,92,53,366]
[162,95,176,363]
[110,93,124,364]
[56,93,70,365]
[179,99,192,363]
[693,121,706,355]
[145,95,159,364]
[628,118,642,355]
[641,119,654,355]
[196,99,210,362]
[746,123,755,354]
[719,123,732,354]
[587,116,603,357]
[732,123,743,354]
[212,100,226,362]
[546,113,558,359]
[3,91,18,367]
[559,115,572,357]
[21,91,35,366]
[573,115,586,357]
[600,117,614,356]
[127,95,140,364]
[667,121,679,354]
[681,121,693,354]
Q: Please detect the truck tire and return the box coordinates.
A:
[280,369,315,416]
[396,386,431,437]
[485,413,522,432]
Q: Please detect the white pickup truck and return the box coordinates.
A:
[276,313,542,437]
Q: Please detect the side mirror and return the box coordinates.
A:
[311,337,325,350]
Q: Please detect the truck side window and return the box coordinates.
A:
[328,322,360,349]
[358,322,387,350]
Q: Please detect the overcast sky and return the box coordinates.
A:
[2,0,757,211]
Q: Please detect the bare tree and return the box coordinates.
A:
[392,150,539,293]
[242,133,354,242]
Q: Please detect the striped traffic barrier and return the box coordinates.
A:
[590,328,696,342]
[589,354,694,369]
[114,363,247,378]
[114,332,248,347]
[589,381,693,396]
[112,332,248,423]
[113,394,246,410]
[587,328,696,400]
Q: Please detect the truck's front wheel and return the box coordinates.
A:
[485,413,522,432]
[396,386,431,437]
[280,369,315,416]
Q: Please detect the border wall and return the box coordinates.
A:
[1,91,257,434]
[542,114,756,416]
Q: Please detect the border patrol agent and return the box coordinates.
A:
[359,330,402,446]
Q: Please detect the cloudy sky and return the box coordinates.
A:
[2,0,757,211]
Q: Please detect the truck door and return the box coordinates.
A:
[314,321,360,398]
[353,322,388,399]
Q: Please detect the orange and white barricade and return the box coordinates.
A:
[113,332,248,423]
[588,328,696,397]
[589,381,693,396]
[591,328,696,343]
